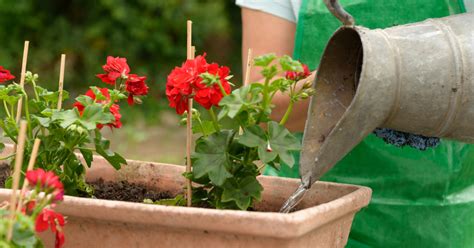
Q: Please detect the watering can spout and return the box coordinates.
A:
[299,13,474,187]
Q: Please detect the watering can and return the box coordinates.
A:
[281,0,473,212]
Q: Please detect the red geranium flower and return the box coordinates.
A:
[96,56,130,85]
[193,63,231,109]
[73,88,122,129]
[26,169,64,201]
[166,55,208,114]
[125,74,149,105]
[0,66,15,83]
[285,63,310,81]
[35,208,66,248]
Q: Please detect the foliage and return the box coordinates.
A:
[165,54,314,210]
[0,168,66,248]
[0,0,241,122]
[1,55,148,196]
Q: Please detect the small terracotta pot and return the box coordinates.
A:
[0,148,371,248]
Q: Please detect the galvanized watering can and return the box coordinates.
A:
[297,1,474,191]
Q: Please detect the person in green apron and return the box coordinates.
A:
[238,0,474,247]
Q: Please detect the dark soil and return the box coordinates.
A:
[0,163,172,203]
[0,164,9,188]
[89,178,172,202]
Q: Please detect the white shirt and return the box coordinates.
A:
[236,0,302,23]
[236,0,472,24]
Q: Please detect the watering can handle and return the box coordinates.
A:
[323,0,355,26]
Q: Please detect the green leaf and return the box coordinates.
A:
[80,104,115,130]
[253,53,276,67]
[52,109,80,129]
[238,121,301,167]
[279,55,303,72]
[80,148,93,167]
[90,86,107,101]
[261,65,277,79]
[221,176,263,210]
[144,195,186,206]
[192,130,234,186]
[192,120,216,136]
[32,115,52,127]
[218,85,259,119]
[94,130,126,170]
[75,95,94,106]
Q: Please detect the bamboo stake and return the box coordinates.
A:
[185,20,193,207]
[239,48,253,135]
[57,54,66,110]
[7,120,28,241]
[243,48,253,87]
[15,41,30,124]
[15,138,41,213]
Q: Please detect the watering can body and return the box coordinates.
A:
[300,13,474,186]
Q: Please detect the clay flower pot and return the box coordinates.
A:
[0,148,371,248]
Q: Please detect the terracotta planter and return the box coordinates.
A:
[0,148,371,248]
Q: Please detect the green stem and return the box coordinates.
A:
[195,115,207,137]
[208,107,220,132]
[3,101,11,118]
[257,78,270,123]
[216,81,228,96]
[23,94,33,138]
[32,81,40,101]
[279,100,294,125]
[279,84,297,126]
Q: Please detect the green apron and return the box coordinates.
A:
[265,0,474,247]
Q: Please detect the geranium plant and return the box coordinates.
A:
[165,53,314,210]
[1,168,66,248]
[0,56,149,196]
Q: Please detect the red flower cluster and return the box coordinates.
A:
[166,55,231,115]
[97,56,149,105]
[26,168,64,201]
[73,88,122,129]
[97,56,130,85]
[285,63,311,81]
[125,74,148,105]
[0,66,15,83]
[36,208,66,248]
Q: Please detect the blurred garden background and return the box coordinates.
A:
[0,0,242,164]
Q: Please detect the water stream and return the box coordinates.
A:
[279,183,309,213]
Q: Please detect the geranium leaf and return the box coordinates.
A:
[279,55,303,72]
[218,85,260,119]
[221,176,263,210]
[79,148,93,167]
[192,130,234,186]
[253,53,276,67]
[80,104,115,130]
[94,133,126,170]
[238,121,301,167]
[192,120,216,136]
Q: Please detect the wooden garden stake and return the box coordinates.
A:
[7,120,28,241]
[15,138,41,213]
[15,41,30,124]
[185,20,193,207]
[240,48,253,134]
[57,54,66,110]
[243,48,253,87]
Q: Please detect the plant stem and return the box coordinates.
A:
[279,100,294,125]
[195,115,207,137]
[31,81,40,101]
[216,80,228,96]
[23,94,33,138]
[208,107,220,132]
[257,78,270,123]
[3,101,11,118]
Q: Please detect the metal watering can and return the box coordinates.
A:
[281,0,473,212]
